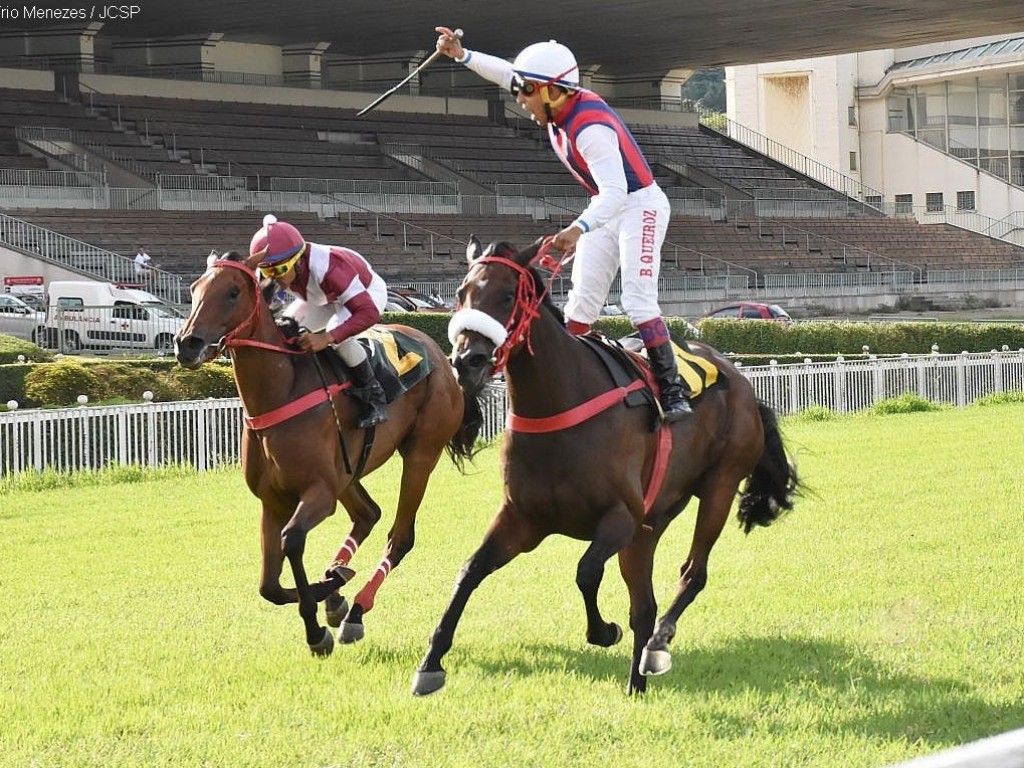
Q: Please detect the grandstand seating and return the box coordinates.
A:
[2,84,1023,288]
[631,124,839,196]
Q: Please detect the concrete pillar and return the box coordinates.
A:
[282,42,330,89]
[111,33,223,81]
[0,22,103,73]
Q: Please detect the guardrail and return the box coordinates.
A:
[3,350,1021,476]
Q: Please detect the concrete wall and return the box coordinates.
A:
[0,245,93,285]
[0,66,54,90]
[212,41,282,77]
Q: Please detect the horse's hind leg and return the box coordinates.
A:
[323,483,382,628]
[578,503,636,648]
[341,451,443,643]
[413,507,544,696]
[640,480,736,677]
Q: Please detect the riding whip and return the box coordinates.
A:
[357,29,463,116]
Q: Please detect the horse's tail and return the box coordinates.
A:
[737,401,801,534]
[445,388,484,473]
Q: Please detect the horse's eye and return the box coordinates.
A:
[228,285,241,300]
[502,290,516,307]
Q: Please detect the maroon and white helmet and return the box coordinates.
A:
[249,214,306,267]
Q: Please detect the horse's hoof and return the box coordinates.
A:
[338,620,365,644]
[309,627,334,657]
[325,595,349,628]
[411,669,446,696]
[639,647,672,676]
[588,622,623,648]
[325,564,356,586]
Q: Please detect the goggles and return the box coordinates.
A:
[511,75,540,97]
[257,245,304,279]
[511,64,578,97]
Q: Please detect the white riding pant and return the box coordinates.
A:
[284,294,384,367]
[563,184,670,327]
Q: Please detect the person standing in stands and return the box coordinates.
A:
[435,27,692,422]
[249,214,389,429]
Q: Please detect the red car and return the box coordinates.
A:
[703,302,792,325]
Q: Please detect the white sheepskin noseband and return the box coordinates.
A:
[448,308,508,348]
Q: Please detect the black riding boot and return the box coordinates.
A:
[349,358,388,429]
[647,341,693,423]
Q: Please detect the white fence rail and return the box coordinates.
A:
[2,351,1023,476]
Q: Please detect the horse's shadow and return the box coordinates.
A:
[472,635,1022,748]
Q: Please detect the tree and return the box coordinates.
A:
[681,67,726,112]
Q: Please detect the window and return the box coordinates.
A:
[848,105,857,126]
[865,194,883,209]
[956,190,976,210]
[849,151,858,171]
[894,193,913,214]
[925,192,944,212]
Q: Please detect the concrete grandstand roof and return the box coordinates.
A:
[9,1,1024,76]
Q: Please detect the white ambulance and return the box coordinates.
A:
[42,281,186,353]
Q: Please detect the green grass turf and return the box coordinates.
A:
[1,404,1021,767]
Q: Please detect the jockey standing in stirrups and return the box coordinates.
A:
[249,214,389,429]
[435,27,692,422]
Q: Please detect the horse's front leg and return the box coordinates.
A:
[641,486,732,678]
[578,502,636,649]
[617,535,660,696]
[281,488,341,656]
[412,506,543,696]
[258,506,297,606]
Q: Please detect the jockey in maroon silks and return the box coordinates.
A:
[435,28,692,422]
[249,214,389,429]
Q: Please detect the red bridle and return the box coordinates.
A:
[207,259,303,356]
[468,237,573,374]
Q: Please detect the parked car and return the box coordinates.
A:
[0,294,46,342]
[385,287,451,313]
[703,302,792,325]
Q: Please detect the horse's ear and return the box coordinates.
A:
[466,235,483,264]
[517,237,545,267]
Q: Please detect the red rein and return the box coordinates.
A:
[475,237,573,374]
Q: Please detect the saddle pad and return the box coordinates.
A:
[617,332,722,400]
[358,326,434,402]
[672,341,719,398]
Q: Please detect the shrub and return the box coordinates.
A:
[792,405,837,422]
[868,393,943,416]
[0,334,54,364]
[165,364,237,400]
[973,389,1024,407]
[23,359,101,407]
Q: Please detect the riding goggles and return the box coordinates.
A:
[257,245,305,279]
[254,244,303,278]
[510,64,579,97]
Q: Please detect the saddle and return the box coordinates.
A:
[579,331,724,430]
[276,318,433,404]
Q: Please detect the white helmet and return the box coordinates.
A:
[512,40,579,90]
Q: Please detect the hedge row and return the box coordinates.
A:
[3,314,1023,407]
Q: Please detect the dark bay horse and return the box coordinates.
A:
[174,251,480,655]
[412,237,800,695]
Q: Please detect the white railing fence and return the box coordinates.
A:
[2,351,1023,476]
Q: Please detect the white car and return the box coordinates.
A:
[0,294,46,342]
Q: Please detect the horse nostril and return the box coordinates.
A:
[454,350,491,377]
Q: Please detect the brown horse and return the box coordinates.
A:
[412,237,800,695]
[174,251,480,655]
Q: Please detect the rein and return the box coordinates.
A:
[208,259,352,432]
[473,237,572,374]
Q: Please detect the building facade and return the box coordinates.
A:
[727,34,1024,242]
